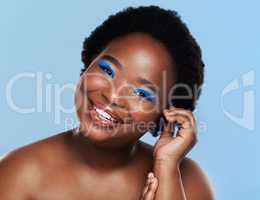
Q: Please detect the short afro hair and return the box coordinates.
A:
[81,5,204,114]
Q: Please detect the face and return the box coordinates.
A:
[75,32,176,148]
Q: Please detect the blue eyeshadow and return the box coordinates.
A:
[97,59,115,78]
[133,87,156,102]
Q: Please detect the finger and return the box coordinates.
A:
[159,122,175,139]
[141,185,149,199]
[165,113,191,130]
[142,173,153,197]
[159,110,176,139]
[166,108,196,130]
[143,177,158,200]
[143,179,157,200]
[166,114,197,143]
[166,108,196,128]
[166,111,197,140]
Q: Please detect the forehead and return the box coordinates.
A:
[101,32,176,90]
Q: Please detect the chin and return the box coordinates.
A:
[78,120,139,149]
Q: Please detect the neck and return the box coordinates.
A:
[71,131,140,171]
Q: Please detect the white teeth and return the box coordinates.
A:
[95,107,116,121]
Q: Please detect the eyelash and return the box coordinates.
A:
[133,88,156,103]
[97,59,116,78]
[97,59,156,103]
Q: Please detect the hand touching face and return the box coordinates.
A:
[153,106,198,165]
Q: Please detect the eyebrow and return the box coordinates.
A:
[100,54,123,69]
[100,54,157,93]
[136,77,157,93]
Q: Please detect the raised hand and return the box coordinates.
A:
[153,106,198,165]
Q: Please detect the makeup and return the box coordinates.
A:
[97,58,156,103]
[133,87,156,103]
[89,105,121,129]
[97,59,116,78]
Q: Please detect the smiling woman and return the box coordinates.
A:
[0,5,214,200]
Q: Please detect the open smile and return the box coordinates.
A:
[89,105,123,128]
[88,99,123,129]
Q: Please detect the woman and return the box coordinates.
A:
[0,5,214,200]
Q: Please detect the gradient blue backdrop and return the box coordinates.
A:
[0,1,259,199]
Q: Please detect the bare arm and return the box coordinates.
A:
[152,107,215,200]
[153,161,186,200]
[153,158,215,200]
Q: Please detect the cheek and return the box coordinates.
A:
[74,73,103,116]
[80,71,113,92]
[130,108,157,126]
[128,110,159,134]
[128,96,161,117]
[74,82,87,121]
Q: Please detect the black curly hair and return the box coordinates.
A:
[80,5,205,137]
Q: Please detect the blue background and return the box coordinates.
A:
[0,1,259,199]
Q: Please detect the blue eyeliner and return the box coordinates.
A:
[97,59,116,78]
[133,87,156,103]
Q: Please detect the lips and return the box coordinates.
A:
[93,102,123,123]
[89,99,124,127]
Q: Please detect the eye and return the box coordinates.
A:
[97,59,115,78]
[133,88,156,103]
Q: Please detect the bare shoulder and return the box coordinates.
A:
[179,157,215,200]
[0,130,72,199]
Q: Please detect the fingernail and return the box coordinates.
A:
[148,172,153,179]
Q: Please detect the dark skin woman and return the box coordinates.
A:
[0,6,214,200]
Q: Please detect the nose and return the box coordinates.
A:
[102,82,131,110]
[102,93,125,109]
